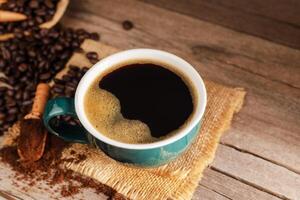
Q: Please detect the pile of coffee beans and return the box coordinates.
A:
[0,25,99,135]
[0,0,59,34]
[52,65,89,98]
[50,65,90,126]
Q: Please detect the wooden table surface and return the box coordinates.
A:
[2,0,300,199]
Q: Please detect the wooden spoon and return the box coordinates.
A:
[17,83,50,162]
[0,0,69,41]
[0,10,27,22]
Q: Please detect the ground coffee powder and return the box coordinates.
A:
[0,134,126,199]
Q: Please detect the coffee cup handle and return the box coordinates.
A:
[43,97,89,144]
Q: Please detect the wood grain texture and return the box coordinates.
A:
[141,0,300,49]
[60,0,300,198]
[192,186,230,200]
[1,0,299,199]
[63,0,300,172]
[213,145,300,200]
[200,168,282,200]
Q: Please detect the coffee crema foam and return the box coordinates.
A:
[84,79,158,144]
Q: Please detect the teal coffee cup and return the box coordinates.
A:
[43,49,207,167]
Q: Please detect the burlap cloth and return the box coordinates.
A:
[2,40,246,200]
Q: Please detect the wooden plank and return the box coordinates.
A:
[68,0,300,90]
[141,0,300,50]
[212,144,300,200]
[192,186,230,200]
[209,0,300,25]
[141,0,300,26]
[62,0,300,173]
[60,1,300,198]
[221,108,300,174]
[200,168,282,200]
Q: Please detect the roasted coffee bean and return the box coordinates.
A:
[39,72,52,81]
[0,113,5,121]
[22,100,33,107]
[14,84,22,91]
[16,0,24,7]
[63,116,72,122]
[72,78,79,85]
[89,58,98,64]
[19,76,28,83]
[65,92,73,97]
[7,78,17,85]
[53,78,65,85]
[86,52,98,60]
[7,1,16,9]
[6,89,15,97]
[22,91,31,101]
[18,63,28,72]
[0,99,4,107]
[15,91,22,100]
[0,107,6,112]
[35,8,47,16]
[54,44,64,51]
[54,84,65,90]
[28,50,36,57]
[90,32,100,41]
[3,123,11,130]
[62,74,72,82]
[122,20,134,30]
[29,0,39,9]
[0,77,8,83]
[82,67,89,74]
[69,65,80,72]
[36,16,44,24]
[6,100,17,108]
[65,85,75,92]
[45,0,55,8]
[69,120,77,126]
[6,114,17,123]
[66,69,76,77]
[1,48,11,60]
[0,87,7,92]
[8,107,18,115]
[0,60,5,69]
[53,86,64,94]
[60,51,71,60]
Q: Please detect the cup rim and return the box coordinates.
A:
[75,49,207,150]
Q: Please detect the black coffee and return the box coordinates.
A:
[84,62,195,144]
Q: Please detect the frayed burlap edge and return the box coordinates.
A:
[59,81,246,200]
[171,86,245,200]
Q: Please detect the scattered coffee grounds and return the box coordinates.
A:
[0,134,126,199]
[122,20,134,30]
[86,51,99,64]
[17,118,47,162]
[0,0,59,34]
[0,26,99,135]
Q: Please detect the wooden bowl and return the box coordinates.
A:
[0,0,69,41]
